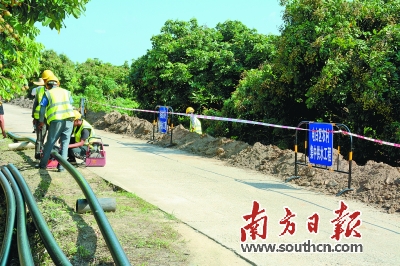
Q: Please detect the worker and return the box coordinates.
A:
[0,95,6,138]
[31,70,58,158]
[31,77,44,98]
[35,74,75,172]
[67,110,95,164]
[186,107,202,134]
[31,77,45,134]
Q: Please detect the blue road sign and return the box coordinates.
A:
[308,122,333,166]
[158,106,168,134]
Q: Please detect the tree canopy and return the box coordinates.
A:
[221,0,400,163]
[128,19,276,114]
[128,1,400,165]
[3,0,400,166]
[36,50,135,114]
[0,0,90,99]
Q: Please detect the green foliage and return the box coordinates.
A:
[76,58,131,98]
[34,51,135,114]
[38,49,77,92]
[73,92,139,116]
[108,97,139,116]
[129,18,275,116]
[221,0,400,165]
[6,0,400,166]
[0,0,90,100]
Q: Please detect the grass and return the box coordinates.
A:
[0,138,188,265]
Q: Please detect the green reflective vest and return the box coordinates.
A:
[33,86,46,119]
[73,119,95,145]
[45,87,75,124]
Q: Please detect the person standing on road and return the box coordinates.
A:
[186,107,202,134]
[32,70,57,157]
[31,77,45,133]
[0,96,6,138]
[67,110,95,164]
[31,80,41,97]
[31,77,45,98]
[35,74,75,172]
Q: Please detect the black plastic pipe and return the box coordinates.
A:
[0,170,16,266]
[52,151,131,266]
[6,132,130,265]
[6,132,36,144]
[6,164,72,266]
[1,166,35,266]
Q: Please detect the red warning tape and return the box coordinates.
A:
[89,102,400,148]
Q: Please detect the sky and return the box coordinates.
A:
[35,0,285,66]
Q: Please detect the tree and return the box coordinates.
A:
[276,0,400,163]
[0,0,90,99]
[129,19,275,116]
[75,58,131,98]
[73,59,135,114]
[39,49,78,92]
[225,0,400,164]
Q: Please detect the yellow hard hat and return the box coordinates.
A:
[73,110,82,120]
[186,107,194,114]
[45,74,59,85]
[41,70,55,81]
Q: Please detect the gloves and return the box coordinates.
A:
[38,122,44,130]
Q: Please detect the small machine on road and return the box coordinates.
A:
[85,137,107,167]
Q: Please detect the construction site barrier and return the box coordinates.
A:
[149,105,175,146]
[85,101,400,149]
[285,121,354,196]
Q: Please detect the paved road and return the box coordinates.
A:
[4,103,400,265]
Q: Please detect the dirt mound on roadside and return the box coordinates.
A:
[91,111,153,140]
[10,98,400,215]
[85,110,400,215]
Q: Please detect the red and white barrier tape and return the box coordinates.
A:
[88,102,400,148]
[339,130,400,148]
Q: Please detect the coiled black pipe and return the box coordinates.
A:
[0,170,16,266]
[52,152,131,266]
[6,164,72,266]
[1,166,35,266]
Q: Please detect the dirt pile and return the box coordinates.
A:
[10,96,34,109]
[10,97,400,214]
[88,110,400,215]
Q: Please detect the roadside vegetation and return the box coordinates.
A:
[2,0,400,166]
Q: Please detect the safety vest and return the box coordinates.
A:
[190,115,202,134]
[73,120,95,145]
[45,87,75,124]
[33,86,46,119]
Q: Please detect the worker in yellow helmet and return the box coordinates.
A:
[67,110,95,164]
[41,70,60,85]
[31,70,60,159]
[35,74,75,172]
[186,107,202,134]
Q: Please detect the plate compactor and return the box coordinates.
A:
[85,137,107,167]
[35,129,107,168]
